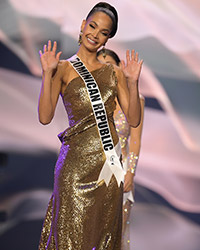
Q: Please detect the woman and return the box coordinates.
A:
[38,2,143,250]
[97,48,145,249]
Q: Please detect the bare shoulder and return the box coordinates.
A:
[53,60,68,76]
[58,60,70,70]
[61,59,82,88]
[57,60,72,80]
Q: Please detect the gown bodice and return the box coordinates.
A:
[58,62,119,145]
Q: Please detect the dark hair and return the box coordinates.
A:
[86,2,118,38]
[97,48,120,66]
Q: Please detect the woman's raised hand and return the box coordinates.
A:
[120,50,143,83]
[39,40,62,72]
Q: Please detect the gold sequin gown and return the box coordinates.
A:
[38,62,123,250]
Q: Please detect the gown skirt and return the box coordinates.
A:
[38,62,124,250]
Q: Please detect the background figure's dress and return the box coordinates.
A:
[38,62,123,250]
[114,110,134,250]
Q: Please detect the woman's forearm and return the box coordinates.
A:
[127,97,144,175]
[127,81,141,127]
[38,70,54,124]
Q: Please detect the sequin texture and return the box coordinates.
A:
[114,110,130,150]
[38,63,123,250]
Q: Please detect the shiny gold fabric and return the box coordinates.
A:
[114,110,130,151]
[38,63,123,250]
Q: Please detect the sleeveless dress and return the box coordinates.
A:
[38,62,123,250]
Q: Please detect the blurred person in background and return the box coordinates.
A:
[98,48,145,250]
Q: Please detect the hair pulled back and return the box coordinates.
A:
[86,2,118,38]
[97,48,120,65]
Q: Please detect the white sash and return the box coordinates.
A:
[69,55,125,187]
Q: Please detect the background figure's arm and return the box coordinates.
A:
[129,96,145,161]
[124,96,145,192]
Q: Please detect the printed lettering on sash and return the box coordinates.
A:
[69,55,125,186]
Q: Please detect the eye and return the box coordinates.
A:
[102,32,109,37]
[89,24,95,29]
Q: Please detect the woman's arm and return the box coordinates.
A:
[124,96,145,192]
[128,96,145,157]
[115,50,143,128]
[38,40,62,125]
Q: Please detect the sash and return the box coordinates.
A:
[69,55,125,187]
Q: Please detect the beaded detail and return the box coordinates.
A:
[114,110,130,149]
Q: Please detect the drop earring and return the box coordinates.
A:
[78,31,83,46]
[102,46,106,59]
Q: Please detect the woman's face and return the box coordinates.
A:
[81,12,113,52]
[97,54,118,65]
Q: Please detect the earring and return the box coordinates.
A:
[78,31,83,46]
[102,46,106,59]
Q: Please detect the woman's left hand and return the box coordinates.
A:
[120,50,143,83]
[124,171,135,193]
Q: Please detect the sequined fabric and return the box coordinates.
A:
[38,63,123,250]
[114,110,130,150]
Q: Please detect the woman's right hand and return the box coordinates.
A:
[39,40,62,73]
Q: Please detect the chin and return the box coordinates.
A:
[85,45,100,53]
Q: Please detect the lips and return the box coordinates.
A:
[87,37,97,45]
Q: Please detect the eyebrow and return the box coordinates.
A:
[90,21,110,32]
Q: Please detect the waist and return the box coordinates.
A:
[58,113,118,144]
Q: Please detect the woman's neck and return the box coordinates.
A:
[77,46,99,66]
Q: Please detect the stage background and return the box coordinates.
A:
[0,0,200,249]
